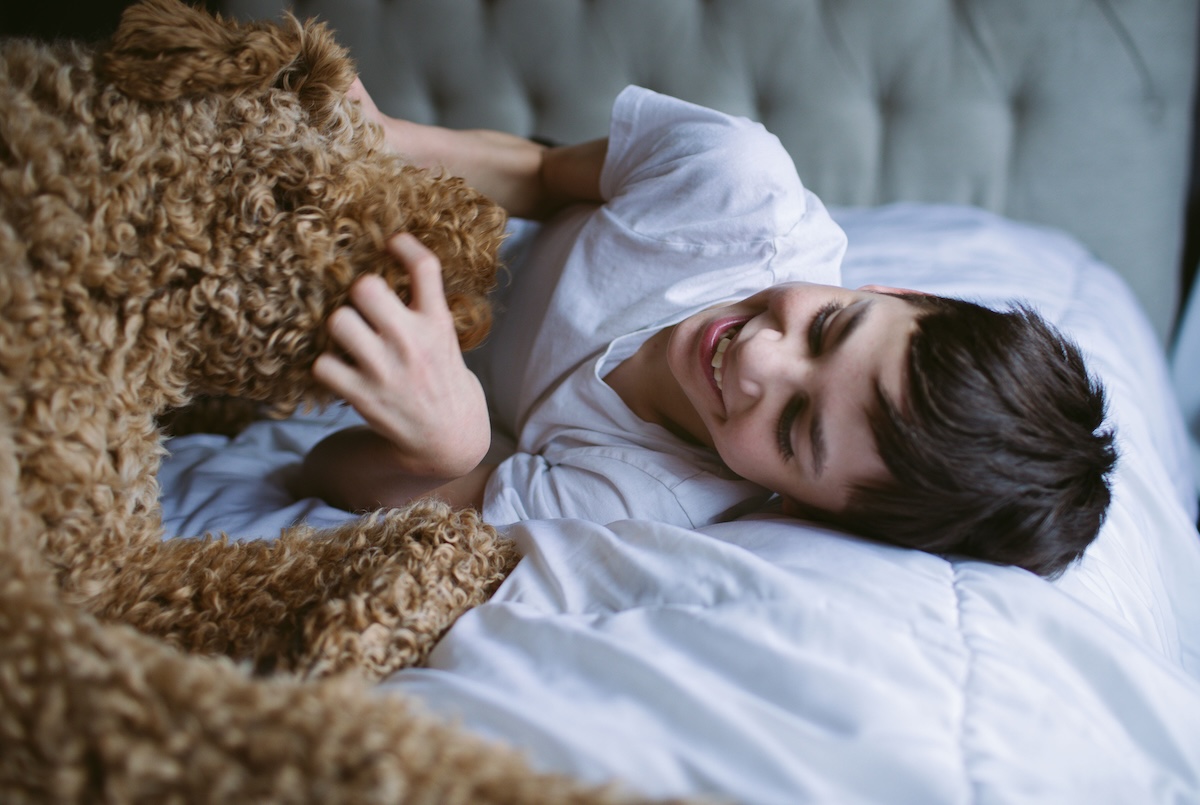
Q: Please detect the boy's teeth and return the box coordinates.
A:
[711,331,734,390]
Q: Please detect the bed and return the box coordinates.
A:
[173,2,1200,802]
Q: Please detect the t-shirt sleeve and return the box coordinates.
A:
[599,86,814,247]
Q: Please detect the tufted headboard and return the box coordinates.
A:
[215,0,1198,343]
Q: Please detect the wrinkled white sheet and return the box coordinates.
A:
[159,205,1200,803]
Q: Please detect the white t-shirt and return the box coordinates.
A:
[472,86,846,527]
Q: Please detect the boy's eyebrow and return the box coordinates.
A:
[811,300,873,478]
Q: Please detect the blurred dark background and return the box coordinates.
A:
[3,0,1200,334]
[0,1,143,42]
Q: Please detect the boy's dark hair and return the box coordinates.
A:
[832,294,1117,578]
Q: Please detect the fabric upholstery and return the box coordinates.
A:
[216,0,1198,342]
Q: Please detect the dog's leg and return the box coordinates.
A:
[95,500,517,679]
[0,580,649,804]
[0,422,627,803]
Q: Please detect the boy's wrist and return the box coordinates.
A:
[368,433,480,485]
[377,393,490,481]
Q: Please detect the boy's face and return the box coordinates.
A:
[665,282,920,514]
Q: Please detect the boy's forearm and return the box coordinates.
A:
[296,426,450,511]
[294,426,494,513]
[380,117,606,219]
[540,137,608,215]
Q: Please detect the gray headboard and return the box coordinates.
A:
[217,0,1198,343]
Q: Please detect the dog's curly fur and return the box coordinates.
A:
[0,1,652,801]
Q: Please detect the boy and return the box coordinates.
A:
[296,84,1116,578]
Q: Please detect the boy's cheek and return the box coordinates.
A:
[713,435,768,487]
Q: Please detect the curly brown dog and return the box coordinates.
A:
[0,0,653,801]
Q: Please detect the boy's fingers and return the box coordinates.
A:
[325,304,385,367]
[387,233,449,314]
[346,274,396,330]
[313,349,390,423]
[313,351,396,423]
[312,350,361,398]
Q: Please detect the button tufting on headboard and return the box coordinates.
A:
[215,0,1198,342]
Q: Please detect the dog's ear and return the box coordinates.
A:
[97,0,306,102]
[98,0,356,122]
[272,16,357,127]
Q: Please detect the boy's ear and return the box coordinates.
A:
[858,283,930,296]
[779,495,803,517]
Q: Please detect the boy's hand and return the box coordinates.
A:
[313,233,490,479]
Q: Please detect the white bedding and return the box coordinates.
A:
[160,204,1200,803]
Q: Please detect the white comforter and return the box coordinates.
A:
[160,205,1200,804]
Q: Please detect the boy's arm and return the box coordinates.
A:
[351,79,607,219]
[295,425,495,512]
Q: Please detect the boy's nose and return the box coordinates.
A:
[731,325,804,403]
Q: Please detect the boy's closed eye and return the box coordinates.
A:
[778,299,843,467]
